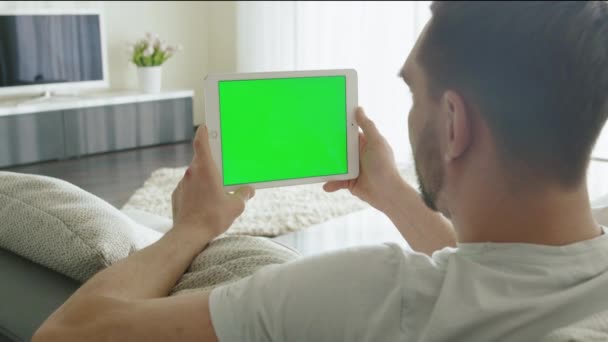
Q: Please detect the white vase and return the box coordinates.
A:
[137,66,162,93]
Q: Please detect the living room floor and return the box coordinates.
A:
[3,142,408,255]
[4,142,194,208]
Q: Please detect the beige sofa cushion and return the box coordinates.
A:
[0,172,299,293]
[172,236,299,295]
[0,171,161,282]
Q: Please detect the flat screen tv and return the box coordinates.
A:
[0,9,108,97]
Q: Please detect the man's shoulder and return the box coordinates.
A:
[384,243,457,271]
[309,242,454,276]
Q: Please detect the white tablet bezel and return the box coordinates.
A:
[204,69,359,191]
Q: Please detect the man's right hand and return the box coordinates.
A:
[323,107,406,213]
[325,107,456,255]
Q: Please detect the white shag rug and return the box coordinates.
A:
[123,164,417,237]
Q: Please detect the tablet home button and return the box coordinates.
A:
[210,130,218,139]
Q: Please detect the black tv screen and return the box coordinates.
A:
[0,14,103,88]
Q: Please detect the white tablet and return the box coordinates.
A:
[203,69,359,191]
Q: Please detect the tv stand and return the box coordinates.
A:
[0,89,194,168]
[15,90,81,106]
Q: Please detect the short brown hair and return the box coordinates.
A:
[418,1,608,187]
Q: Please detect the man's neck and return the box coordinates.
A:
[451,181,602,246]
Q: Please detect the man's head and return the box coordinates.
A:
[403,1,608,214]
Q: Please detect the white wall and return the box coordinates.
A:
[104,1,208,125]
[104,1,238,125]
[206,1,237,75]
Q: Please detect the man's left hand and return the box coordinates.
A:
[171,126,255,241]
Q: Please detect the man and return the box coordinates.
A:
[34,1,608,341]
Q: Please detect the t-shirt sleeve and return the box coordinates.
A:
[209,243,404,342]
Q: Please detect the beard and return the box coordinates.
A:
[413,118,444,212]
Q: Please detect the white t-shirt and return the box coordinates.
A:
[209,229,608,341]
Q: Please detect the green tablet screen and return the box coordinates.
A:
[218,75,349,186]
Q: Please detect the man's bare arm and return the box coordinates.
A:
[381,178,456,255]
[33,230,218,342]
[34,126,255,342]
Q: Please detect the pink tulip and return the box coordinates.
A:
[143,45,154,57]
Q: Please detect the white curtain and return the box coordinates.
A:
[236,1,431,164]
[590,125,608,201]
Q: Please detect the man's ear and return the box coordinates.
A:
[443,90,471,161]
